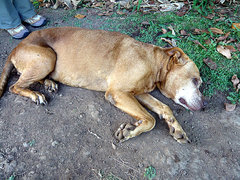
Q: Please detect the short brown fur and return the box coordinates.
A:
[0,27,204,143]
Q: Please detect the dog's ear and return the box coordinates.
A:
[164,47,183,58]
[164,47,187,70]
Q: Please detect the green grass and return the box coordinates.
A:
[69,8,240,103]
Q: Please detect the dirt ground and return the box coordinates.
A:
[0,8,240,180]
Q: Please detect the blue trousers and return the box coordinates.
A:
[0,0,36,29]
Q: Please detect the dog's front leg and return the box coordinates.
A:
[136,93,190,143]
[105,90,156,142]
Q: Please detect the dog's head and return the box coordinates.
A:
[158,47,205,111]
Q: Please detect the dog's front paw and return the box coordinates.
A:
[168,121,190,144]
[115,123,136,142]
[44,79,58,93]
[31,92,47,105]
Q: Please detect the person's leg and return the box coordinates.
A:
[0,0,29,39]
[13,0,46,27]
[13,0,36,21]
[0,0,21,29]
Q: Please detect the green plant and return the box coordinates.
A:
[137,0,143,12]
[192,0,214,15]
[144,166,156,180]
[227,91,240,104]
[31,0,40,9]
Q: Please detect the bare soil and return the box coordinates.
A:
[0,8,239,180]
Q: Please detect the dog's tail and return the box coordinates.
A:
[0,54,13,97]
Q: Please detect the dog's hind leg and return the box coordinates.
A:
[105,90,156,141]
[136,93,190,143]
[10,46,56,105]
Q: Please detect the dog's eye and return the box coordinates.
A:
[192,78,198,86]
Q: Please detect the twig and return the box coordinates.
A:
[187,0,192,13]
[111,157,141,174]
[88,129,102,139]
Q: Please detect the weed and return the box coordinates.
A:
[70,9,239,102]
[144,166,156,180]
[31,0,40,9]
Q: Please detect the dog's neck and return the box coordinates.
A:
[151,47,171,83]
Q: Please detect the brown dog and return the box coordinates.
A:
[0,27,204,143]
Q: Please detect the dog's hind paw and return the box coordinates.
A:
[115,123,136,142]
[44,79,58,93]
[31,92,47,105]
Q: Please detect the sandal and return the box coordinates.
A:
[25,14,47,27]
[6,24,30,39]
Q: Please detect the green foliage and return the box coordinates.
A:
[69,9,239,103]
[192,0,214,15]
[144,166,156,180]
[32,0,40,9]
[227,91,240,104]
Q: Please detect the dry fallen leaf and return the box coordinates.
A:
[203,58,217,70]
[236,43,240,51]
[74,14,86,19]
[180,30,187,36]
[204,14,215,20]
[168,26,176,36]
[225,45,236,52]
[162,28,167,34]
[217,32,230,41]
[231,74,240,89]
[237,84,240,93]
[193,40,207,50]
[205,39,211,45]
[210,27,224,35]
[231,23,240,30]
[216,45,231,59]
[224,103,236,112]
[161,38,177,47]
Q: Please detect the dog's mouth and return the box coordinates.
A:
[179,97,205,111]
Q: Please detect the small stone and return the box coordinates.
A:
[7,155,14,161]
[23,142,29,148]
[30,148,37,153]
[5,148,11,154]
[29,171,35,176]
[112,142,117,150]
[11,147,18,153]
[189,111,193,115]
[51,141,59,147]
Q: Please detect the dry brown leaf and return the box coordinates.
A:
[74,14,86,19]
[194,29,202,34]
[215,17,225,22]
[117,11,126,15]
[216,45,231,59]
[161,38,177,47]
[203,58,217,70]
[168,26,176,36]
[231,23,240,30]
[162,28,167,34]
[231,75,240,89]
[180,30,187,36]
[225,45,236,52]
[236,43,240,51]
[210,27,224,34]
[217,32,230,41]
[237,84,240,93]
[193,40,207,50]
[205,39,211,45]
[204,14,215,20]
[224,103,236,112]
